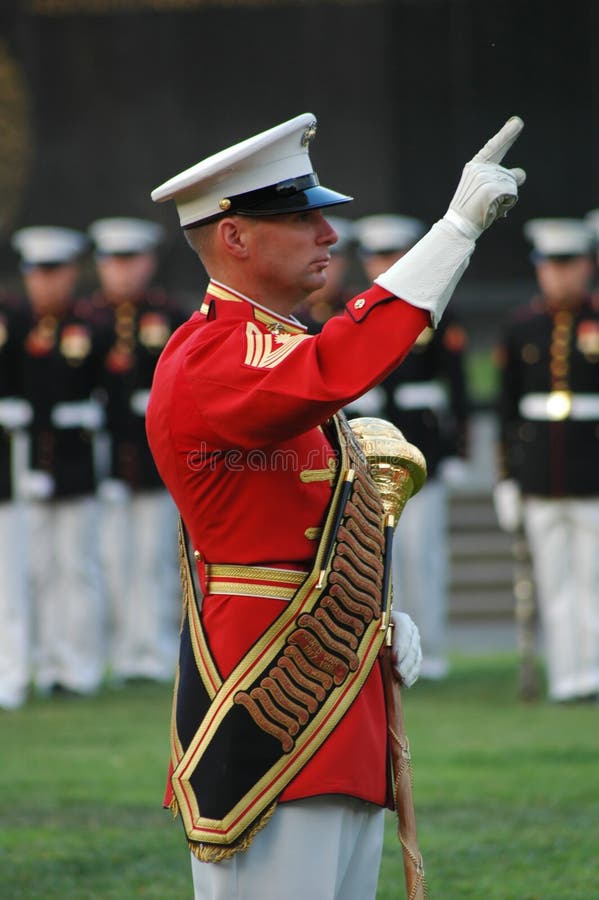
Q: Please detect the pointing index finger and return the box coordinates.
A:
[471,116,524,165]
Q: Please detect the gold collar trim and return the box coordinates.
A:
[207,280,307,335]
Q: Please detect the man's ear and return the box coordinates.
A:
[217,217,251,259]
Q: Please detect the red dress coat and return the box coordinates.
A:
[146,279,428,808]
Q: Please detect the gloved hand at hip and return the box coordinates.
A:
[391,610,422,687]
[493,478,523,532]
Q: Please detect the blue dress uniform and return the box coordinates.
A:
[87,217,189,683]
[0,290,32,709]
[346,315,469,678]
[496,218,599,701]
[351,214,470,679]
[385,314,468,678]
[12,226,107,696]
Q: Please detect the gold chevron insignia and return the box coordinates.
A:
[244,322,310,369]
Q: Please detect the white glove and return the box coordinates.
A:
[130,389,150,417]
[390,610,422,688]
[444,116,527,240]
[375,117,525,326]
[98,478,131,503]
[493,478,522,532]
[18,469,55,501]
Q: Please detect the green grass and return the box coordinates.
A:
[465,349,499,406]
[2,656,598,898]
[379,658,599,900]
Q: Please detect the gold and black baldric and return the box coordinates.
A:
[316,466,355,588]
[168,413,389,861]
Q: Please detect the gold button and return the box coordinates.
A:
[193,550,201,560]
[219,198,231,211]
[354,298,366,309]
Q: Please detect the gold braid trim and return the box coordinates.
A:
[188,802,277,862]
[393,745,427,900]
[177,520,191,620]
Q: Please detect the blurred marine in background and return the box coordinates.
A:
[295,215,356,333]
[494,218,599,702]
[12,226,106,697]
[0,284,31,709]
[351,214,470,679]
[88,218,186,684]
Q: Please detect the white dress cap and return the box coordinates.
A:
[151,112,351,228]
[524,218,595,258]
[354,214,427,254]
[584,209,599,243]
[88,217,165,255]
[11,226,87,266]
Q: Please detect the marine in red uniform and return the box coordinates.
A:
[146,112,525,899]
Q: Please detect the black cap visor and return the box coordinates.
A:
[236,177,352,216]
[532,250,591,264]
[21,260,75,272]
[183,173,352,229]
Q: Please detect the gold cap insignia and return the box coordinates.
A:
[301,122,317,147]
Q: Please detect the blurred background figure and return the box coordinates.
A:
[88,217,186,684]
[585,209,599,275]
[295,215,356,333]
[493,218,599,702]
[12,226,106,697]
[0,285,32,709]
[350,214,471,679]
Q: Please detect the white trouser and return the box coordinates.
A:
[27,496,105,694]
[190,796,385,900]
[524,496,599,701]
[0,501,30,708]
[101,488,180,682]
[392,477,449,675]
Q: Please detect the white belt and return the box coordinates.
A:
[346,385,385,416]
[130,389,150,417]
[393,381,447,411]
[50,400,104,430]
[519,392,599,421]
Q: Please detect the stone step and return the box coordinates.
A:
[449,530,513,560]
[447,486,516,621]
[449,589,514,619]
[449,498,500,530]
[450,557,513,586]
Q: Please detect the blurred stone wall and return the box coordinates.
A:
[0,0,596,319]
